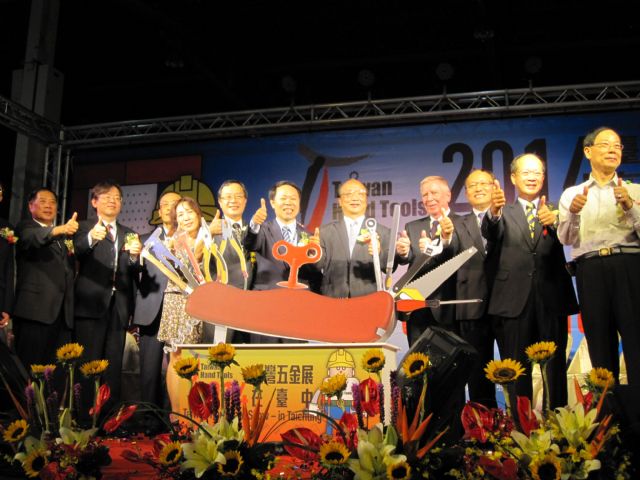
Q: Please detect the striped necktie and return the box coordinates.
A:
[525,201,535,239]
[282,226,292,243]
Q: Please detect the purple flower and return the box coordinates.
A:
[74,383,82,413]
[210,381,220,423]
[25,383,35,407]
[378,382,385,424]
[231,380,241,420]
[224,386,232,422]
[351,383,364,429]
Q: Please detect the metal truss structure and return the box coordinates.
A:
[3,81,640,151]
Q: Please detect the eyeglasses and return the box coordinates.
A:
[99,195,122,202]
[341,190,367,199]
[590,142,624,151]
[517,170,544,179]
[466,181,493,190]
[219,194,246,202]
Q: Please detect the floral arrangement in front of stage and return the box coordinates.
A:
[456,342,633,480]
[0,342,137,479]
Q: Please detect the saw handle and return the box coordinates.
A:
[273,240,321,289]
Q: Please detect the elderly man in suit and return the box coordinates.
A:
[396,176,457,346]
[208,180,254,342]
[74,181,142,416]
[483,153,578,409]
[244,180,319,342]
[451,169,499,407]
[13,188,78,371]
[133,190,180,418]
[314,178,390,298]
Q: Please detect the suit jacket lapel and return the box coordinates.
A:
[338,219,352,259]
[510,203,534,249]
[464,214,486,257]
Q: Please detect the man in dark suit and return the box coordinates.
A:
[209,180,253,342]
[13,188,77,371]
[314,178,391,298]
[244,181,319,342]
[483,153,578,409]
[133,190,180,415]
[451,170,499,407]
[396,176,458,347]
[74,181,142,415]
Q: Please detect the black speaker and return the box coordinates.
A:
[397,326,478,443]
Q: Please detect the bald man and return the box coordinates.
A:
[484,153,577,409]
[314,179,392,298]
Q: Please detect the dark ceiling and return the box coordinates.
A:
[2,0,640,127]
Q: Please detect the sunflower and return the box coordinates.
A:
[158,441,183,466]
[173,356,200,379]
[208,343,237,368]
[3,419,28,443]
[530,453,562,480]
[56,342,84,364]
[402,352,430,379]
[30,364,56,378]
[387,460,411,480]
[361,348,385,374]
[22,449,48,478]
[241,364,267,388]
[525,341,557,364]
[319,441,350,466]
[217,450,243,476]
[484,359,525,384]
[586,367,615,391]
[320,373,347,397]
[80,359,109,377]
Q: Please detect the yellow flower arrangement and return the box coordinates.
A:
[30,364,56,377]
[217,450,244,476]
[159,441,183,466]
[22,448,48,478]
[484,358,525,385]
[530,453,562,480]
[3,419,28,443]
[241,364,267,389]
[361,348,386,374]
[319,441,350,466]
[55,342,84,364]
[320,373,347,397]
[402,352,430,379]
[387,460,412,480]
[173,356,200,380]
[208,342,237,368]
[525,341,557,364]
[587,367,615,391]
[80,359,109,377]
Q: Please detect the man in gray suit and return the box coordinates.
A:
[314,178,391,298]
[133,190,180,414]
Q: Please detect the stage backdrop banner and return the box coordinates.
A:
[74,109,640,355]
[167,343,398,441]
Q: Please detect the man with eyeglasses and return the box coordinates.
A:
[312,178,392,298]
[74,180,142,422]
[484,154,577,409]
[449,169,500,407]
[558,126,640,385]
[396,175,458,346]
[208,180,253,342]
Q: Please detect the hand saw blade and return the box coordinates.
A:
[400,246,477,299]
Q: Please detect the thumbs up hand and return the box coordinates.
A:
[614,177,633,211]
[396,230,411,257]
[252,198,268,225]
[418,229,430,253]
[490,179,506,216]
[209,210,223,236]
[569,185,589,214]
[90,216,107,241]
[537,195,557,226]
[309,227,320,245]
[54,212,79,237]
[439,210,454,240]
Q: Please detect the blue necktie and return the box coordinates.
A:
[282,226,292,243]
